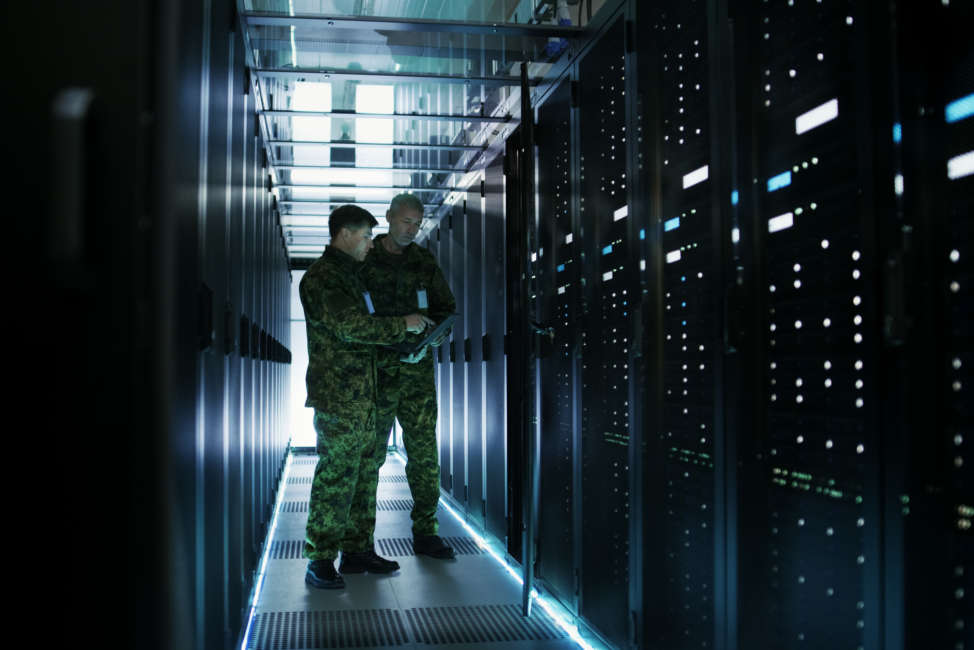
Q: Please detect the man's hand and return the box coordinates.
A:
[429,330,449,347]
[401,345,428,364]
[404,313,434,333]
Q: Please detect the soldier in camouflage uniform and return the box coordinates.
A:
[300,204,433,589]
[360,194,458,559]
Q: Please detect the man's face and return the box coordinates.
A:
[341,225,374,261]
[386,207,423,248]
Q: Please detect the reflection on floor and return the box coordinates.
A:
[243,452,593,650]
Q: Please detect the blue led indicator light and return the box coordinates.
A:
[681,301,687,308]
[767,171,792,192]
[946,93,974,123]
[640,228,646,240]
[602,244,613,255]
[731,190,739,205]
[556,264,565,272]
[893,122,902,143]
[681,276,686,282]
[682,320,687,326]
[664,217,681,231]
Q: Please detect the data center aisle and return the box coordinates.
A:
[244,452,589,650]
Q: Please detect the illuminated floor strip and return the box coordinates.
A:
[394,451,606,650]
[238,454,295,650]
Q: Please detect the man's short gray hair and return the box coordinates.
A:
[388,193,424,217]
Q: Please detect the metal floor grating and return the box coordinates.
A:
[405,604,567,644]
[248,609,409,649]
[376,536,483,557]
[247,605,567,648]
[269,536,482,560]
[271,540,305,560]
[377,498,415,511]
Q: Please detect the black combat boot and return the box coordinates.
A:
[305,559,345,589]
[339,549,400,574]
[413,534,456,559]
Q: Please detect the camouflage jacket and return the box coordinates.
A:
[300,245,407,421]
[361,235,456,368]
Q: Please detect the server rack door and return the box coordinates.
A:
[452,202,468,503]
[577,16,634,647]
[435,224,453,491]
[735,2,889,648]
[466,188,486,529]
[505,128,529,564]
[535,77,578,610]
[895,3,973,648]
[223,25,247,642]
[638,2,724,647]
[197,0,233,646]
[484,154,509,542]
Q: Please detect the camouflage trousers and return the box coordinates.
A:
[304,409,382,561]
[370,355,441,537]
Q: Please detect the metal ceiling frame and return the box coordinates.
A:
[242,12,584,38]
[273,184,457,192]
[253,67,539,87]
[271,163,471,174]
[279,199,439,208]
[259,109,515,124]
[268,139,485,151]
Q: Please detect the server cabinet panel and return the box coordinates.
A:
[200,5,232,646]
[451,202,468,501]
[737,2,886,648]
[895,4,973,648]
[577,17,632,647]
[436,223,453,491]
[466,188,487,530]
[484,155,510,542]
[642,3,721,647]
[535,78,578,609]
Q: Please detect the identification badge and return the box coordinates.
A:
[363,291,375,314]
[417,289,429,309]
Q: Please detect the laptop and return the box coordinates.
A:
[386,314,457,359]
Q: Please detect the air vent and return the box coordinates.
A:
[270,540,304,560]
[377,499,414,511]
[281,501,308,513]
[375,536,483,557]
[291,457,318,466]
[247,609,409,649]
[288,476,312,485]
[404,604,566,644]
